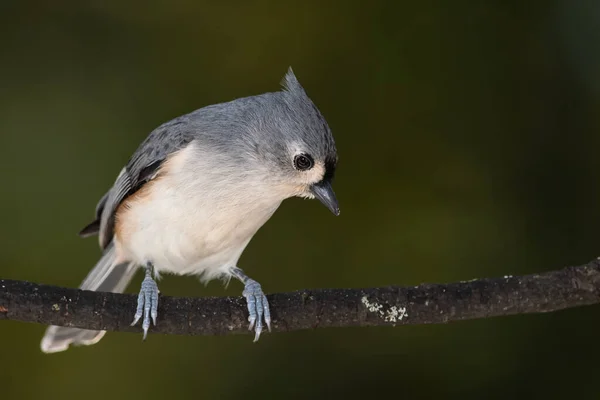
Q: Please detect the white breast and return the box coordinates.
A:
[114,143,282,281]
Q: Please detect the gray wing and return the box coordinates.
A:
[79,117,196,249]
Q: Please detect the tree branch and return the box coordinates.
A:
[2,259,600,337]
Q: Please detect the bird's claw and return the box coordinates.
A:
[242,279,271,342]
[131,274,159,340]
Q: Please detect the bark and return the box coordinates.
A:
[2,259,600,336]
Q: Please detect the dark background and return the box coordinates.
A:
[2,1,600,399]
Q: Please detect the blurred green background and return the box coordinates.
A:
[2,1,600,399]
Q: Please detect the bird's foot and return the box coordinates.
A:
[242,278,271,342]
[131,267,159,340]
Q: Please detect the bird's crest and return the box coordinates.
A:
[281,67,305,94]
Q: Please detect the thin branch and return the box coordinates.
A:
[2,259,600,337]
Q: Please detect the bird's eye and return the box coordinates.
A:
[293,153,314,171]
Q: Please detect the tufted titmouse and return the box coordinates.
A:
[40,69,339,353]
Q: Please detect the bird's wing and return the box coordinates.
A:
[79,117,195,249]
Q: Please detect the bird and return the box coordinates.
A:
[40,68,339,353]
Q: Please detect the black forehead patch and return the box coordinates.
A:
[323,155,337,182]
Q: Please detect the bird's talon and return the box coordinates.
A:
[242,279,271,341]
[132,273,159,340]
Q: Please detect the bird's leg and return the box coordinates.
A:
[231,267,271,341]
[131,262,159,340]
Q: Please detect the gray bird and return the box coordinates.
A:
[40,68,339,353]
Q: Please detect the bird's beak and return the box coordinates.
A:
[310,180,340,216]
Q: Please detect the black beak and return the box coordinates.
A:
[310,180,340,216]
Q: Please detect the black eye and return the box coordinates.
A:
[293,153,314,171]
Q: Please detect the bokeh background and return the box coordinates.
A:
[2,1,600,399]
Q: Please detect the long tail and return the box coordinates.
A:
[40,244,137,353]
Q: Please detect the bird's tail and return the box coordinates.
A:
[40,243,137,353]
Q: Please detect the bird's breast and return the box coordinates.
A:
[113,146,281,279]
